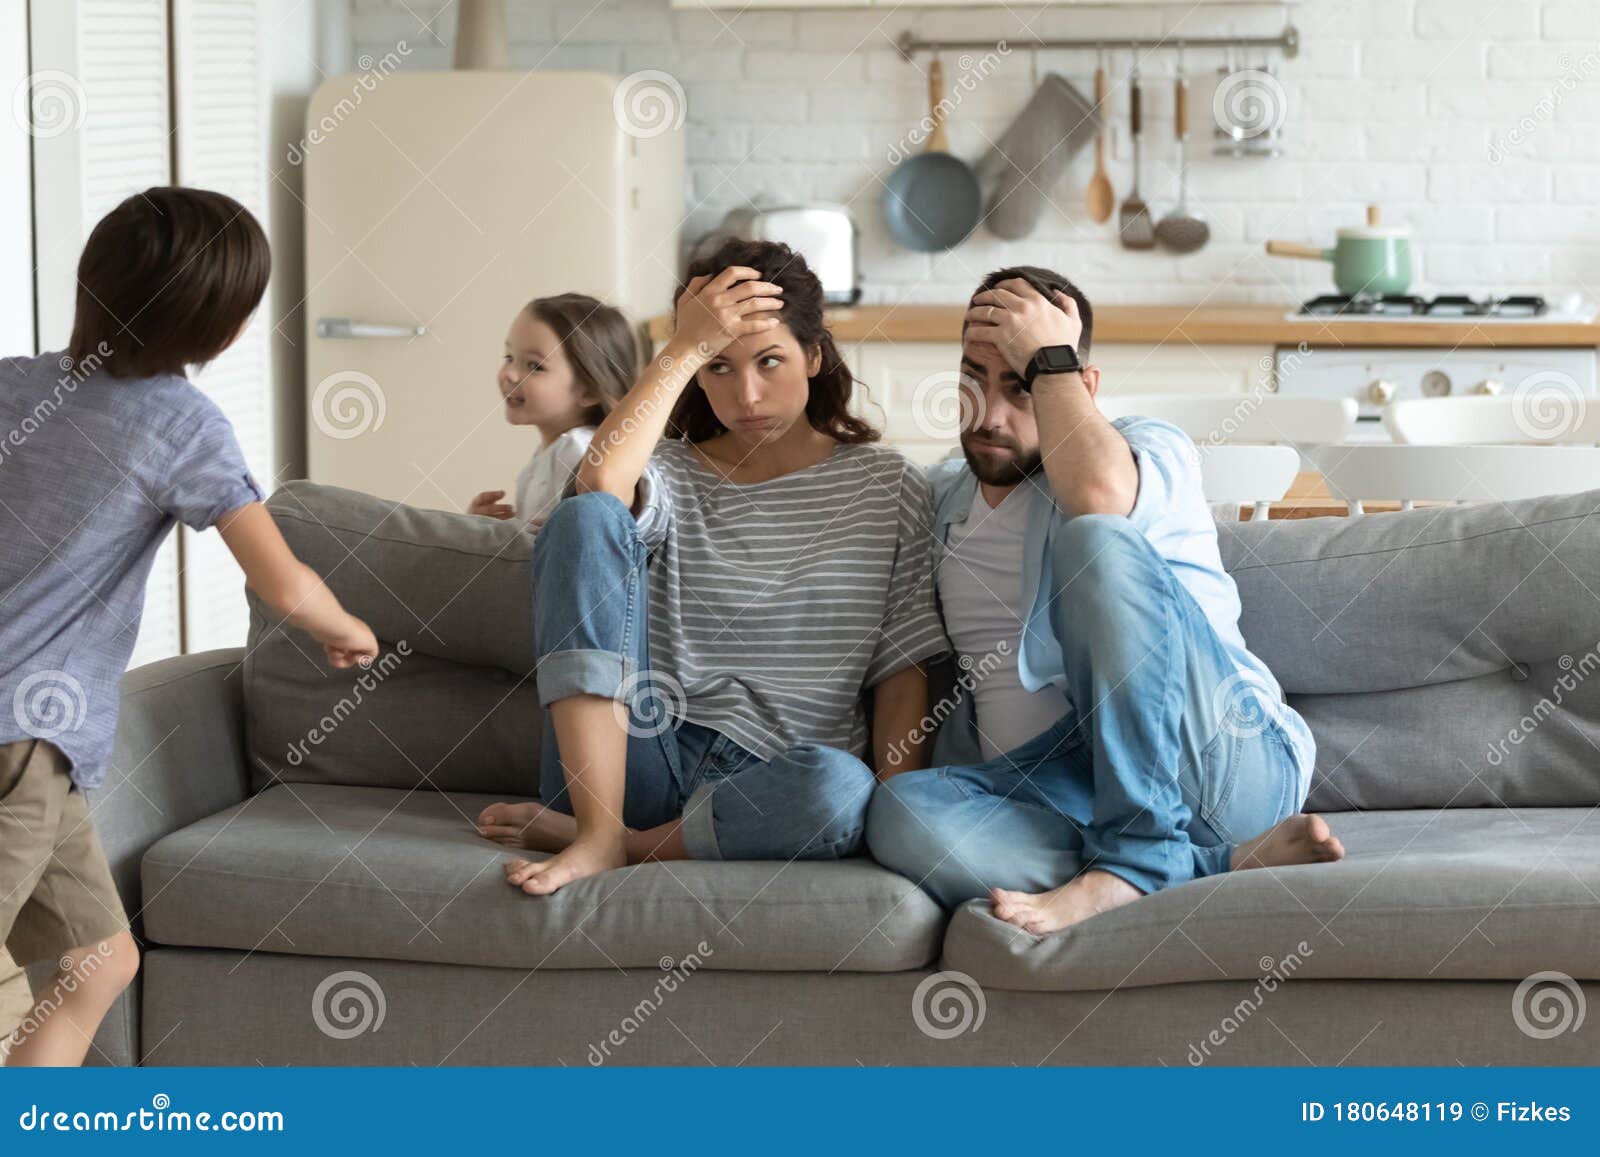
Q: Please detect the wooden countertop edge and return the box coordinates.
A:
[646,305,1600,348]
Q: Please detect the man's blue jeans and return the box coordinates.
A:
[866,513,1301,907]
[532,491,876,861]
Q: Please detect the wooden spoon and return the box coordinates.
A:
[1086,62,1114,223]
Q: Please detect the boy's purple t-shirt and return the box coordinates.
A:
[0,351,263,788]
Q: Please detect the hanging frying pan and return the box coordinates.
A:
[882,58,982,252]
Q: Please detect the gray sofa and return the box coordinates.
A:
[83,481,1600,1066]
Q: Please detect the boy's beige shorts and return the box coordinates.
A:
[0,739,129,967]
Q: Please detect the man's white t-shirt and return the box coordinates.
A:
[514,425,595,525]
[936,483,1069,760]
[927,416,1316,804]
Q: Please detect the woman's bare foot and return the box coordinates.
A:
[504,833,627,896]
[1230,814,1345,871]
[990,869,1143,936]
[476,801,577,852]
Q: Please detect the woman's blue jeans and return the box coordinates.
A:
[531,491,876,861]
[866,513,1302,907]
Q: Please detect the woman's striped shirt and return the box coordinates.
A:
[634,439,948,761]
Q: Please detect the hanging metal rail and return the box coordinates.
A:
[894,26,1300,61]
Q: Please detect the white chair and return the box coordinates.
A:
[1097,393,1358,447]
[1309,443,1600,516]
[1193,444,1302,521]
[1098,393,1358,520]
[1384,395,1600,446]
[937,439,1297,521]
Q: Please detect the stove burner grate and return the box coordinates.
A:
[1299,293,1549,318]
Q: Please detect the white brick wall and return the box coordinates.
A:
[350,0,1600,307]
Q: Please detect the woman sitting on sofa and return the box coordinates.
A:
[477,239,948,895]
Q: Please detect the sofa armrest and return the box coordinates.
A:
[66,648,250,1065]
[90,648,252,919]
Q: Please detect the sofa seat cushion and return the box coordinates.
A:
[141,785,945,972]
[943,807,1600,991]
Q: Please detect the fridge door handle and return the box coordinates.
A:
[316,317,427,339]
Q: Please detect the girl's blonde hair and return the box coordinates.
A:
[525,294,639,424]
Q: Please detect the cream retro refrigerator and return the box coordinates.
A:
[303,71,684,509]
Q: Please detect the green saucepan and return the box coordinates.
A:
[1266,204,1413,297]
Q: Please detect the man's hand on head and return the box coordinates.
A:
[963,278,1084,380]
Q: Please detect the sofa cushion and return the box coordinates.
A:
[252,482,1600,814]
[1220,490,1600,694]
[1219,491,1600,809]
[1293,659,1600,811]
[140,784,945,973]
[941,807,1600,991]
[246,481,540,795]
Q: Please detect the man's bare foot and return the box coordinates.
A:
[476,801,577,852]
[990,869,1143,936]
[503,834,626,896]
[1230,814,1345,872]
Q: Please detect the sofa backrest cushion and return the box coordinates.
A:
[245,482,539,796]
[1219,490,1600,809]
[252,481,1600,811]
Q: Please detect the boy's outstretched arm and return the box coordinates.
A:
[216,503,380,668]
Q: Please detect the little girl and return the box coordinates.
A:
[467,294,638,526]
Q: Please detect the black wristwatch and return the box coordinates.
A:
[1021,344,1083,391]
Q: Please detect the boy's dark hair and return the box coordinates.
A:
[525,293,640,426]
[671,237,878,445]
[966,265,1093,360]
[68,186,271,378]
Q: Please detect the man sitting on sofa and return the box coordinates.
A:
[867,267,1344,936]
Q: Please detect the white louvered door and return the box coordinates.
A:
[171,0,274,652]
[0,0,33,356]
[26,0,274,662]
[28,0,181,668]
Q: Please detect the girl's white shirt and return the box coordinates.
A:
[513,425,596,525]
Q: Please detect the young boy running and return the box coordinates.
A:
[0,186,379,1065]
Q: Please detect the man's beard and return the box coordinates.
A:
[961,433,1043,486]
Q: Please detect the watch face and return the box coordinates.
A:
[1024,346,1080,389]
[1041,346,1080,372]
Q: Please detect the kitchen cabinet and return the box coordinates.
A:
[848,340,1269,465]
[851,342,963,466]
[1090,343,1273,395]
[648,325,1270,465]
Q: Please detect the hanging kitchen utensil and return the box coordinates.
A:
[1118,62,1155,250]
[1213,48,1284,159]
[972,48,1035,237]
[1245,58,1285,159]
[1266,204,1413,296]
[1154,61,1209,253]
[1085,49,1115,224]
[882,57,983,252]
[981,73,1101,239]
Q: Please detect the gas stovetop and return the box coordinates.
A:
[1297,293,1553,319]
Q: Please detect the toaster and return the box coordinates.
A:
[701,203,861,306]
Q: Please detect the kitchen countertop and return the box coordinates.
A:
[647,304,1600,348]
